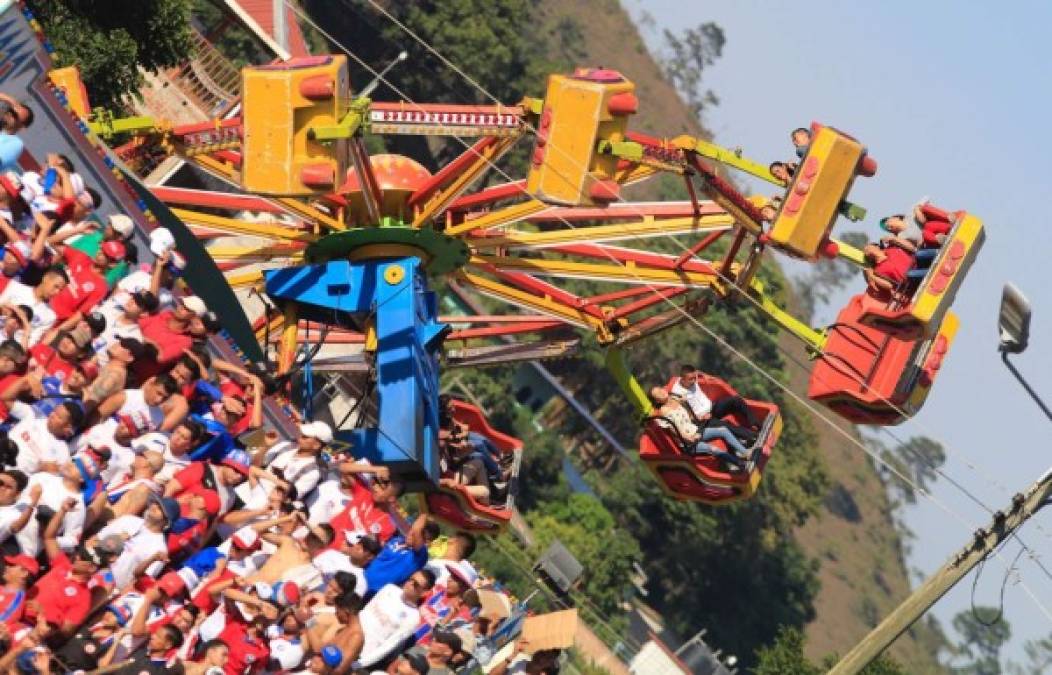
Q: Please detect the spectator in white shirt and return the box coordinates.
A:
[0,469,41,556]
[29,451,106,551]
[90,494,180,589]
[355,569,436,668]
[5,399,83,474]
[261,421,330,500]
[0,267,68,345]
[312,531,381,597]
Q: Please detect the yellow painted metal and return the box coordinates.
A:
[605,347,653,417]
[241,55,350,195]
[909,213,984,336]
[49,67,92,119]
[470,255,724,289]
[384,263,405,285]
[412,134,520,228]
[443,200,549,236]
[746,279,828,352]
[171,208,318,242]
[526,71,635,205]
[255,312,286,343]
[87,114,160,139]
[905,311,959,413]
[455,270,606,332]
[186,156,345,231]
[364,319,378,352]
[466,214,733,249]
[277,303,300,374]
[309,96,369,140]
[769,126,865,260]
[224,270,265,288]
[671,135,782,185]
[205,245,305,261]
[833,237,866,266]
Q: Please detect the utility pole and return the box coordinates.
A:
[828,470,1052,674]
[830,282,1052,673]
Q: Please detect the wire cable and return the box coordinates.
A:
[284,0,1052,622]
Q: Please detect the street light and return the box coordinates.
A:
[998,283,1052,422]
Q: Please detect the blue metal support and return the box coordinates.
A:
[264,256,448,486]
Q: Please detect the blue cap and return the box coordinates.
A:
[321,645,343,668]
[152,495,182,532]
[15,650,39,675]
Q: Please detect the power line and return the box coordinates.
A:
[283,0,1052,623]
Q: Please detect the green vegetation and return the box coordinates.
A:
[26,0,194,110]
[754,627,907,674]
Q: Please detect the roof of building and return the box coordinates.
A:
[222,0,310,59]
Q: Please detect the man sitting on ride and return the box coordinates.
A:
[862,241,914,301]
[648,386,750,467]
[670,365,761,445]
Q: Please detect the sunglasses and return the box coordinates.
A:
[0,479,16,490]
[374,478,392,487]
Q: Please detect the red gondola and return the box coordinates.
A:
[809,293,959,425]
[637,376,781,504]
[421,399,522,532]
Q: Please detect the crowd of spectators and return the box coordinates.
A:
[0,97,555,675]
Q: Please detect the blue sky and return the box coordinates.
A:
[627,0,1052,665]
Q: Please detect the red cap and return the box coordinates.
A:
[197,489,221,517]
[156,571,186,597]
[232,526,260,551]
[101,240,127,261]
[4,554,39,576]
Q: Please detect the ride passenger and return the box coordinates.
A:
[862,242,914,300]
[791,126,811,158]
[648,386,751,466]
[671,365,761,444]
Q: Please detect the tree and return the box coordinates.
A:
[753,627,908,675]
[27,0,194,110]
[659,23,726,119]
[951,607,1011,675]
[877,435,947,505]
[526,493,642,622]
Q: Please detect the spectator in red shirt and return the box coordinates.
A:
[217,606,272,675]
[28,330,82,380]
[138,296,220,378]
[0,554,37,630]
[50,240,126,321]
[26,499,113,637]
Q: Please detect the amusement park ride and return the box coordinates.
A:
[41,46,983,524]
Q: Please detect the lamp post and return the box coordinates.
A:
[998,283,1052,423]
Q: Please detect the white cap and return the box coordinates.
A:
[131,432,169,454]
[108,214,135,238]
[232,526,260,550]
[149,227,176,256]
[446,560,479,587]
[299,421,333,444]
[180,295,208,317]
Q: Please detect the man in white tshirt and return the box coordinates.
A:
[92,373,182,434]
[311,531,381,597]
[92,495,180,589]
[75,412,148,484]
[262,421,330,500]
[0,267,67,345]
[669,364,761,442]
[355,569,436,668]
[6,399,81,474]
[93,291,156,363]
[0,469,41,556]
[28,454,101,551]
